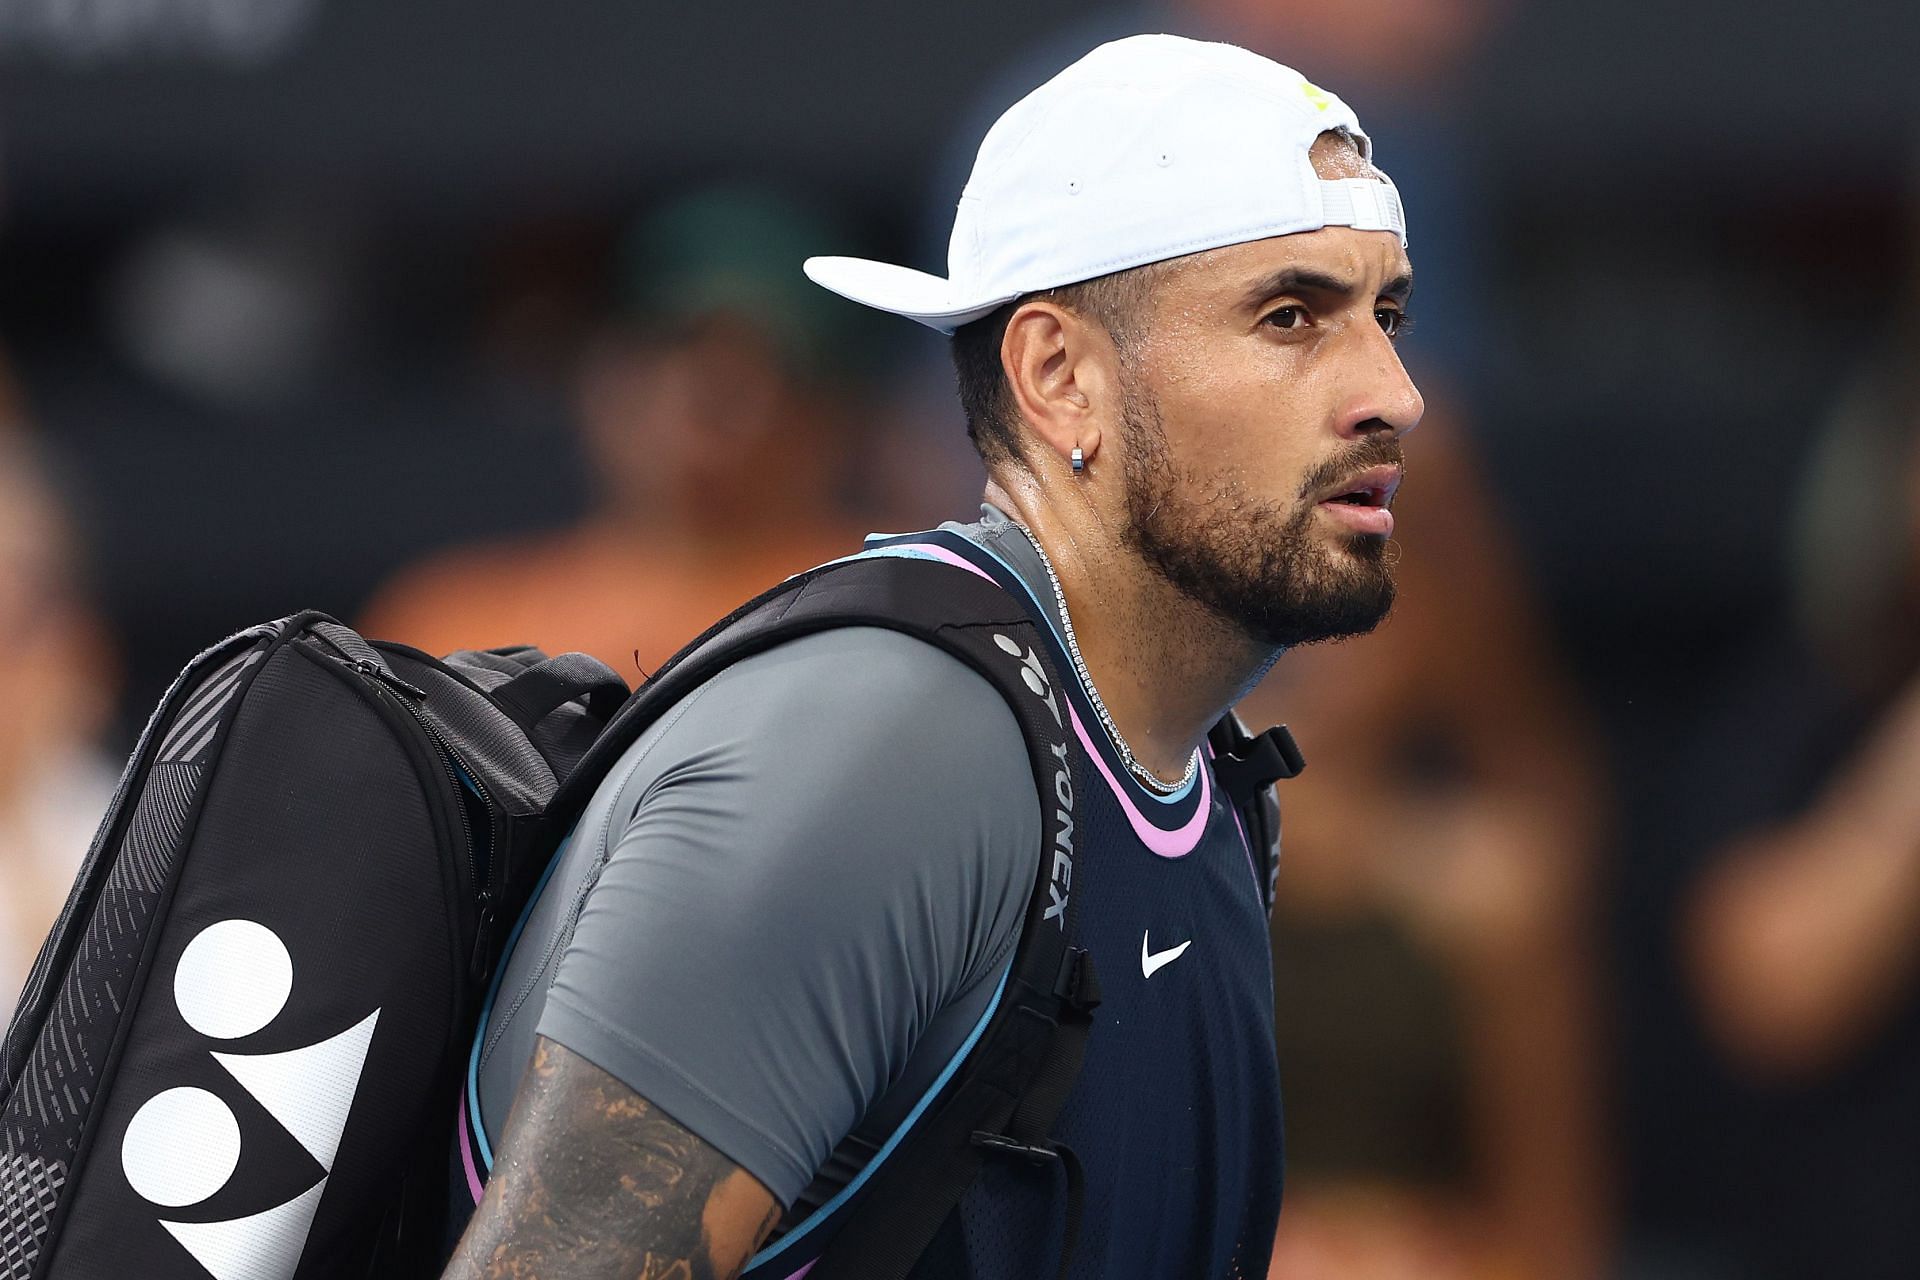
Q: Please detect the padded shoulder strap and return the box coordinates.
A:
[550,556,1075,833]
[740,561,1096,1280]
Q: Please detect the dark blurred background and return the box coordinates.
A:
[5,2,1920,1277]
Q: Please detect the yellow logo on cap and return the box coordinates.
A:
[1300,80,1332,112]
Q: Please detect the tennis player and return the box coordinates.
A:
[447,33,1421,1280]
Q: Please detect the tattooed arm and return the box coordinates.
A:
[443,1036,780,1280]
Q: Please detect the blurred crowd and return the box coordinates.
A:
[4,1,1919,1276]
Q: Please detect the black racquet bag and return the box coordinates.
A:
[0,612,626,1280]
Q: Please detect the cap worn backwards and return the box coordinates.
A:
[804,33,1408,334]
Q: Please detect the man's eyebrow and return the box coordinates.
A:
[1242,266,1416,308]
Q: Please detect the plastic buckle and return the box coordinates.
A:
[1266,725,1306,779]
[1215,726,1306,798]
[970,1131,1060,1164]
[1237,725,1303,782]
[1052,947,1102,1012]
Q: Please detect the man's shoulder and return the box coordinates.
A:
[605,622,1042,821]
[712,623,1004,718]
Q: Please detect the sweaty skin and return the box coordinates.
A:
[988,135,1422,783]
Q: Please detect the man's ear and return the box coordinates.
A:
[1001,300,1111,474]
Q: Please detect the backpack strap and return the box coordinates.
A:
[549,555,1072,831]
[766,566,1096,1280]
[488,652,630,731]
[805,946,1099,1280]
[1206,713,1304,915]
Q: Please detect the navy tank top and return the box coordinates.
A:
[856,526,1285,1280]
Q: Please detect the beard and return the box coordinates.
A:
[1119,390,1400,649]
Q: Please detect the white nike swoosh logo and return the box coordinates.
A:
[1141,932,1193,979]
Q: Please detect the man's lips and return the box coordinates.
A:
[1313,463,1403,536]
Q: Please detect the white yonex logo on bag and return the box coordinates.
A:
[995,634,1075,928]
[118,920,380,1280]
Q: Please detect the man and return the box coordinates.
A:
[447,34,1421,1279]
[362,185,867,680]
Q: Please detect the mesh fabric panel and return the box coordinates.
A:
[903,781,1283,1279]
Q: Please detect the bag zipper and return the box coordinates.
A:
[345,658,500,983]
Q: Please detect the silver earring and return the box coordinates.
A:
[1070,446,1085,474]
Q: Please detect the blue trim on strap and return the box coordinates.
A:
[466,828,575,1174]
[743,962,1013,1273]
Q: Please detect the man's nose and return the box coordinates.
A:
[1340,331,1425,440]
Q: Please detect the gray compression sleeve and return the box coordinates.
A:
[500,626,1040,1206]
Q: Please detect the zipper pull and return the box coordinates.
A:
[469,894,499,984]
[351,658,428,701]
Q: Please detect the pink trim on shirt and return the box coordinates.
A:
[881,542,1000,585]
[1068,700,1209,858]
[458,1093,486,1206]
[883,539,1210,857]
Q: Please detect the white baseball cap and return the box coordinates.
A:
[804,33,1407,334]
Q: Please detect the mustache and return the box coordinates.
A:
[1296,431,1406,500]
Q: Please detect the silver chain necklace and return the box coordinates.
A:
[1012,522,1200,795]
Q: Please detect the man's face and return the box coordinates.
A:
[1111,159,1422,648]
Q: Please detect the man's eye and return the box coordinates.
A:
[1375,307,1413,338]
[1263,305,1307,329]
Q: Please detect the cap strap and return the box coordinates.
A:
[1318,177,1407,246]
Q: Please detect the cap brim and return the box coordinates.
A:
[804,256,1013,334]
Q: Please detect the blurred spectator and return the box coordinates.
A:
[0,408,120,1016]
[1444,8,1917,1273]
[1246,413,1609,1280]
[360,186,870,677]
[1676,316,1920,1277]
[1689,335,1920,1079]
